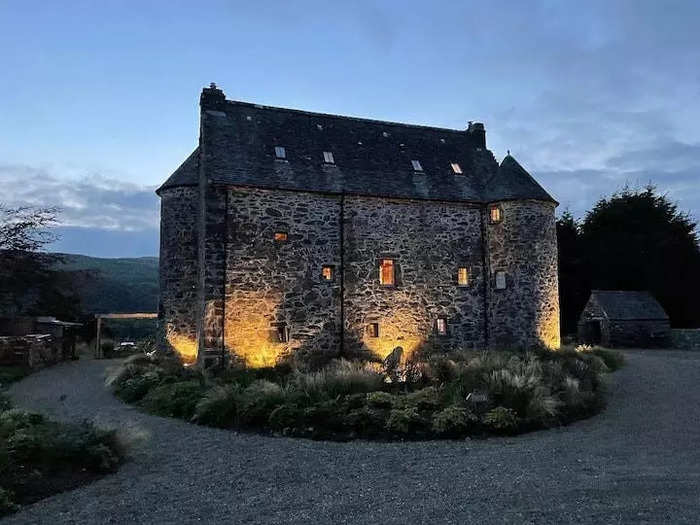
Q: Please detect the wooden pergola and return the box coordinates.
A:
[94,313,158,359]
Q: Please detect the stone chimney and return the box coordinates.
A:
[467,121,486,149]
[200,82,226,111]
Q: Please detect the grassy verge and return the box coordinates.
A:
[108,346,622,441]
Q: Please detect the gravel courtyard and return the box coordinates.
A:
[4,350,700,524]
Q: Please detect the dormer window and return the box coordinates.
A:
[411,160,423,172]
[274,146,286,159]
[489,206,503,224]
[451,162,463,174]
[323,151,335,164]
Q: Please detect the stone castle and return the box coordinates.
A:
[157,84,560,367]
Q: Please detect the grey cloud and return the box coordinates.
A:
[0,163,159,232]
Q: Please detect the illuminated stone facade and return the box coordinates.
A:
[157,85,560,366]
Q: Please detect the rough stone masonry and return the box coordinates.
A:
[156,84,560,366]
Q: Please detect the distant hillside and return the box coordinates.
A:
[54,253,159,314]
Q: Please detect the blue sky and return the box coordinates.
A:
[1,0,699,257]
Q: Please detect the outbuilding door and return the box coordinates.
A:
[581,320,602,345]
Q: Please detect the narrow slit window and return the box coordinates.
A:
[458,267,469,286]
[411,160,423,172]
[274,146,286,159]
[490,206,502,224]
[274,232,288,242]
[379,259,395,286]
[451,162,463,174]
[369,323,379,338]
[436,318,447,335]
[495,271,507,290]
[323,151,335,164]
[276,323,289,343]
[322,265,334,280]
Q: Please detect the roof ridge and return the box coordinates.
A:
[224,99,471,135]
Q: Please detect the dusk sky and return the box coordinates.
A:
[2,0,699,257]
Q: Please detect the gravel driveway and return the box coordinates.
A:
[4,350,700,524]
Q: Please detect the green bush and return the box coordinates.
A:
[366,391,395,408]
[385,407,424,435]
[140,381,204,420]
[192,384,241,428]
[268,404,303,431]
[483,406,518,434]
[237,380,286,427]
[0,488,18,517]
[403,386,441,411]
[432,406,477,436]
[0,366,31,387]
[588,348,625,371]
[114,371,162,403]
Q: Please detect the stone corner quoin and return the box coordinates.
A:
[156,84,560,367]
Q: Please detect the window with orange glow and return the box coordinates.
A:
[379,259,395,285]
[274,232,288,241]
[368,323,379,338]
[458,267,469,286]
[489,206,502,223]
[322,265,334,280]
[436,318,447,335]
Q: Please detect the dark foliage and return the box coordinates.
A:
[557,186,700,331]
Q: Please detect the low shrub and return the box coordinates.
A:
[237,380,286,427]
[386,407,424,435]
[432,406,478,437]
[268,403,304,431]
[366,391,395,408]
[114,371,162,403]
[0,366,31,387]
[0,488,19,517]
[140,381,204,420]
[483,406,519,434]
[192,384,241,428]
[292,359,384,401]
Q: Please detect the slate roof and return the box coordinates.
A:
[591,290,669,320]
[157,87,557,204]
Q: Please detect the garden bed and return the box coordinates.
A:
[107,346,622,441]
[0,384,123,515]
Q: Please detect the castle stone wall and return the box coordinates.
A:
[486,200,560,349]
[223,187,342,367]
[343,196,487,359]
[159,187,199,362]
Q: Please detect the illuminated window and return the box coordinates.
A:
[275,323,289,343]
[274,232,288,241]
[436,318,447,335]
[495,271,507,290]
[451,162,463,174]
[322,265,334,280]
[458,267,469,286]
[489,206,502,224]
[379,259,395,286]
[323,151,335,164]
[411,160,423,172]
[274,146,286,159]
[368,323,379,338]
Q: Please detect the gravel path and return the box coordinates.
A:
[4,350,700,524]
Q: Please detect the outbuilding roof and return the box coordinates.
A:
[157,86,557,205]
[591,290,669,320]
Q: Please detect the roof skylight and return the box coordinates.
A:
[323,151,335,164]
[451,162,463,174]
[411,160,423,172]
[274,146,286,159]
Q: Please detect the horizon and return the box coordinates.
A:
[2,1,700,257]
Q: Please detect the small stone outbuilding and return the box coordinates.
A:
[577,291,670,348]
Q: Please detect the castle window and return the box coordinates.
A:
[368,323,379,338]
[323,151,335,164]
[458,267,469,286]
[495,271,507,290]
[451,162,463,174]
[379,259,395,286]
[411,160,423,172]
[274,232,288,242]
[436,317,447,335]
[489,205,503,224]
[322,265,334,280]
[273,323,289,343]
[274,146,286,159]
